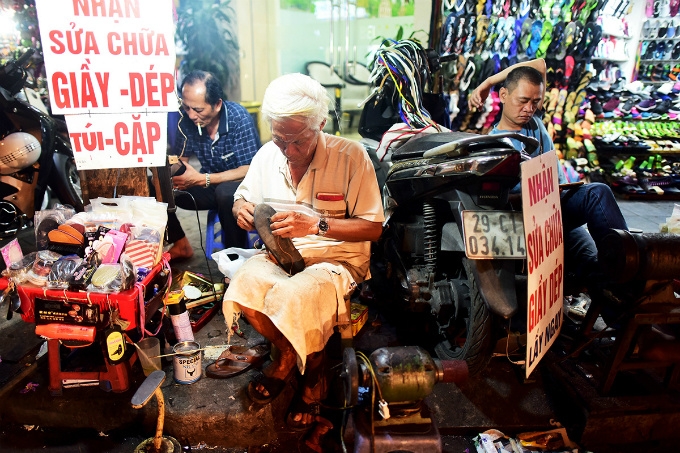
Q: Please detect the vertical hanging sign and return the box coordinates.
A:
[35,0,177,169]
[521,150,564,379]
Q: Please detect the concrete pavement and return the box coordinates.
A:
[0,198,678,452]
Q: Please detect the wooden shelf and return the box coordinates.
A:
[641,37,680,41]
[592,57,630,62]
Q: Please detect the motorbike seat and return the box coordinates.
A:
[390,131,517,161]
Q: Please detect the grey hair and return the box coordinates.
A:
[261,73,331,129]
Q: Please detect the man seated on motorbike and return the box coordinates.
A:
[468,58,628,296]
[221,73,384,430]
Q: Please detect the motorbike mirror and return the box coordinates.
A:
[0,48,34,96]
[426,49,441,73]
[14,48,35,67]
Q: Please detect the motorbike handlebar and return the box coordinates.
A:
[14,48,35,68]
[489,132,539,155]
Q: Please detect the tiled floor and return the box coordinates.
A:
[615,198,677,232]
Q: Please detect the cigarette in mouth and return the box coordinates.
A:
[197,124,202,136]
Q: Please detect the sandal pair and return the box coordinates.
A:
[525,19,543,59]
[535,20,554,59]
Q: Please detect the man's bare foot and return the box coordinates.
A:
[288,352,326,429]
[288,387,322,428]
[168,236,193,260]
[253,346,297,399]
[287,379,326,430]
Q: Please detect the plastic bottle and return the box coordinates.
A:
[168,299,194,342]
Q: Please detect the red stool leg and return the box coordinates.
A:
[47,339,64,396]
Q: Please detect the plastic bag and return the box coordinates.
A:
[47,256,83,289]
[87,264,123,293]
[75,196,167,269]
[375,123,444,162]
[121,227,161,270]
[4,251,38,283]
[661,204,680,233]
[34,211,64,250]
[1,238,23,268]
[26,250,62,286]
[123,196,168,266]
[212,247,261,279]
[34,205,78,249]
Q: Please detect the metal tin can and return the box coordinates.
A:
[173,340,201,384]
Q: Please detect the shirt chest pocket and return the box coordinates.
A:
[313,199,347,219]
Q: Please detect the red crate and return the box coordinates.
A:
[17,260,169,331]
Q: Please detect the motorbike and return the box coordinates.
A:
[0,49,83,237]
[369,131,537,375]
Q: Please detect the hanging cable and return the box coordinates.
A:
[355,350,392,453]
[172,189,217,303]
[369,39,439,131]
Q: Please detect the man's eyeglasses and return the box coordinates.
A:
[271,129,317,151]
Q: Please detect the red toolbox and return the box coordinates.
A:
[17,261,168,330]
[15,260,169,395]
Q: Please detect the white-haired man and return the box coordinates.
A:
[218,73,384,430]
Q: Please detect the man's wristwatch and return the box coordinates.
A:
[317,217,329,236]
[205,173,211,188]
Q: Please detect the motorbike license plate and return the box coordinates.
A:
[462,211,526,259]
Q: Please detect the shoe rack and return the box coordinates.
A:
[592,15,632,64]
[637,15,680,83]
[592,1,680,84]
[589,119,680,199]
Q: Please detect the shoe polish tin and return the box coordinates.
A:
[173,341,202,384]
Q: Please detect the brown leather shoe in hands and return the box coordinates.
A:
[253,204,305,275]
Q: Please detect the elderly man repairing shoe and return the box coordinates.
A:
[218,73,384,431]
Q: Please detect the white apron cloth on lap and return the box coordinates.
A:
[222,253,355,373]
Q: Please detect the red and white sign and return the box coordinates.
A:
[36,0,177,114]
[65,112,167,169]
[521,150,564,378]
[36,0,176,170]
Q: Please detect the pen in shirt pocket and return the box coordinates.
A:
[221,153,234,160]
[316,192,344,201]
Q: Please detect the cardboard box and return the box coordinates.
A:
[350,302,368,336]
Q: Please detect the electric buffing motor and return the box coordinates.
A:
[341,346,468,453]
